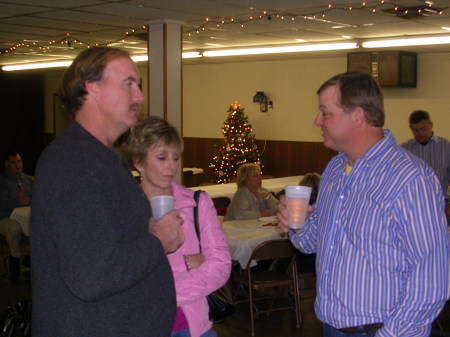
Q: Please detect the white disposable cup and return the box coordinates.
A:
[150,195,175,220]
[285,185,312,230]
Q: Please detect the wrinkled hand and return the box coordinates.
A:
[149,210,184,254]
[276,196,290,233]
[277,196,313,234]
[185,253,205,270]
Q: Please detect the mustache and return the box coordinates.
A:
[130,103,141,111]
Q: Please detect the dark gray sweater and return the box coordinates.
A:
[31,121,175,337]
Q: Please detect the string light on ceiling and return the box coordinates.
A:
[184,0,447,37]
[0,1,447,58]
[0,25,148,56]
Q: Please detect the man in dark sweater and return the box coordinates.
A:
[31,47,184,337]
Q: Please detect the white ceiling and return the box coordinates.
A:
[0,0,449,66]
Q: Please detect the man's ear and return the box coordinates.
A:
[84,81,98,96]
[352,106,366,125]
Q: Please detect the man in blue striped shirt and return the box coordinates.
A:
[401,110,450,224]
[277,72,449,336]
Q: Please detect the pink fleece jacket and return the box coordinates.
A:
[167,181,232,337]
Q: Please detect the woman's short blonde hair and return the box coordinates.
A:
[236,163,261,188]
[123,116,183,166]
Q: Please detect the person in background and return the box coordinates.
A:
[401,110,450,223]
[298,172,320,206]
[123,116,231,337]
[31,47,184,337]
[0,151,32,279]
[277,72,449,336]
[296,172,321,275]
[277,172,321,205]
[225,163,278,221]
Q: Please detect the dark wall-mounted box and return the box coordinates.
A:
[347,51,417,88]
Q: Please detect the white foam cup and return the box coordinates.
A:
[150,195,175,220]
[285,185,312,230]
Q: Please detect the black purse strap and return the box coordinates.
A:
[193,190,203,253]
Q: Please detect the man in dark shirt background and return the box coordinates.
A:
[0,151,32,279]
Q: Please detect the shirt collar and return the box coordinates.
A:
[337,129,396,167]
[413,132,437,146]
[4,171,23,180]
[172,181,197,209]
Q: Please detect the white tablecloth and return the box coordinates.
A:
[10,206,31,236]
[183,167,204,175]
[223,219,286,268]
[190,175,303,200]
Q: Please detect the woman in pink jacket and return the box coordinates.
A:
[123,116,232,337]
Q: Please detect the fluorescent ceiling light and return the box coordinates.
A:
[362,35,450,48]
[202,42,358,57]
[2,52,201,71]
[131,55,148,62]
[2,61,72,71]
[132,52,202,62]
[182,52,202,58]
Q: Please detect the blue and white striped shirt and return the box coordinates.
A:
[290,130,449,337]
[401,134,450,201]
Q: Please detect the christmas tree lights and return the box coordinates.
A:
[208,101,262,184]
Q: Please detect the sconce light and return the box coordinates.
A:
[253,91,268,112]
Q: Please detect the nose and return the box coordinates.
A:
[134,86,144,104]
[168,159,179,172]
[314,113,322,127]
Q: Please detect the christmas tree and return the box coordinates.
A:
[208,101,262,184]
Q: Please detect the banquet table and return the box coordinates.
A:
[10,206,31,237]
[222,218,286,268]
[189,175,303,200]
[183,167,204,175]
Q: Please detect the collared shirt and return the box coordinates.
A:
[289,130,449,337]
[401,134,450,201]
[0,171,33,219]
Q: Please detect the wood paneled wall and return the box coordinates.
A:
[0,72,46,174]
[183,137,337,184]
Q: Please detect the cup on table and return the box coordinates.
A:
[285,185,312,230]
[150,195,175,220]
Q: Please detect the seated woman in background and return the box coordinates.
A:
[225,163,278,221]
[123,116,231,337]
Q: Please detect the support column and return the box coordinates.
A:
[146,19,183,133]
[146,19,184,182]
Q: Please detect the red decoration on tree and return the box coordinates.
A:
[208,101,262,184]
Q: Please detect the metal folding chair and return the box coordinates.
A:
[233,239,301,336]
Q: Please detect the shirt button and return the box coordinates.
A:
[340,195,344,199]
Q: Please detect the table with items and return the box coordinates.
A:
[222,217,286,268]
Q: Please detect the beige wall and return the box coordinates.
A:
[44,52,450,143]
[183,52,450,144]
